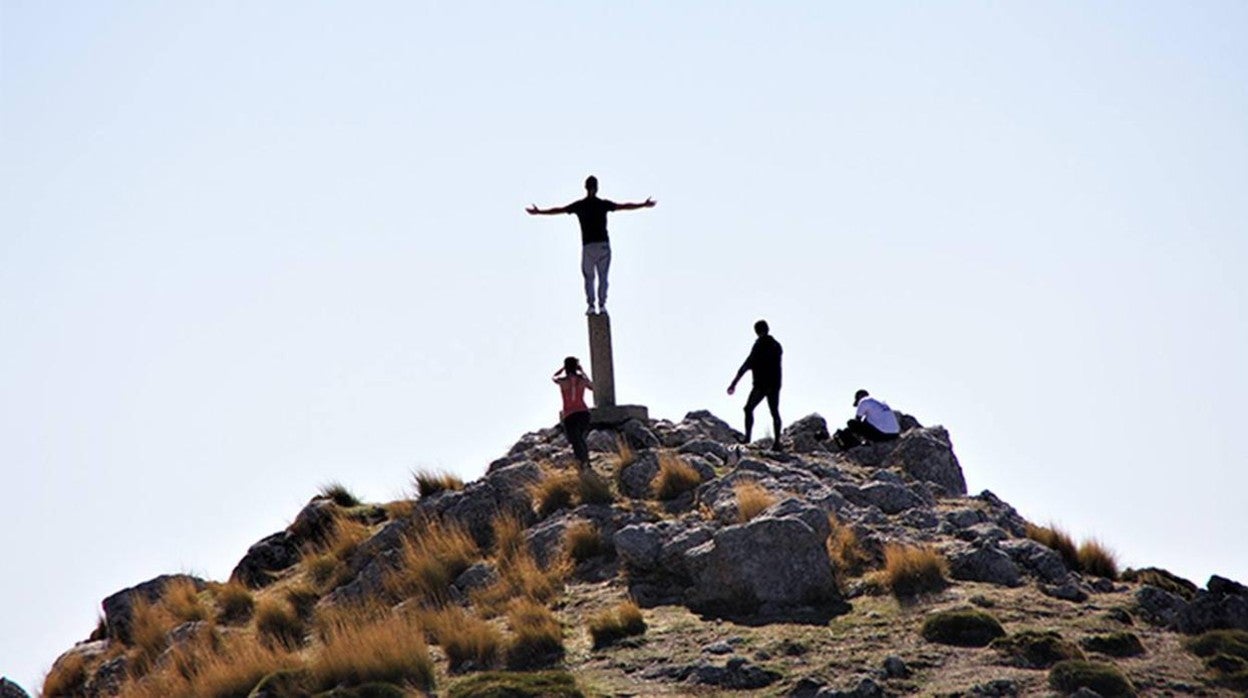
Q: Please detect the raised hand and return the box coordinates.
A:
[526,204,540,214]
[643,197,656,208]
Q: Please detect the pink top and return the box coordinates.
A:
[555,375,592,419]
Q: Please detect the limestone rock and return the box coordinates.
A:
[679,439,733,463]
[948,543,1023,587]
[1135,585,1188,627]
[617,450,661,499]
[685,510,839,617]
[102,574,206,642]
[615,523,663,571]
[231,531,300,588]
[783,414,831,453]
[1176,575,1248,633]
[621,418,660,449]
[0,678,30,698]
[1002,538,1070,584]
[681,410,745,445]
[883,426,967,496]
[689,656,781,689]
[430,460,541,545]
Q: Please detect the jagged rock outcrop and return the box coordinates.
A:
[0,678,30,698]
[101,574,205,642]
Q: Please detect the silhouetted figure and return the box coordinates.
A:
[727,320,783,448]
[833,389,901,448]
[527,176,656,315]
[554,356,594,468]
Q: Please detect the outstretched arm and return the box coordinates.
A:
[614,197,656,211]
[527,203,570,215]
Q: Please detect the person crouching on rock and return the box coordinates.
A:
[834,389,901,449]
[554,356,594,469]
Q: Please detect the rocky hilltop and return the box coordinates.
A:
[27,411,1248,697]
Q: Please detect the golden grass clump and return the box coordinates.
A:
[531,470,580,518]
[128,596,178,674]
[1026,522,1079,569]
[577,469,614,504]
[424,606,503,673]
[213,581,255,624]
[565,521,608,563]
[733,480,776,523]
[116,632,301,698]
[42,650,88,697]
[652,452,703,500]
[414,468,466,499]
[255,596,305,649]
[588,600,647,649]
[164,577,211,623]
[383,499,416,520]
[1077,539,1119,580]
[826,514,872,579]
[882,544,949,597]
[491,511,527,563]
[307,552,342,588]
[473,543,567,616]
[505,599,564,670]
[615,435,636,468]
[308,610,435,691]
[384,517,479,604]
[319,481,362,507]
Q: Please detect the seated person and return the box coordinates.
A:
[833,389,901,448]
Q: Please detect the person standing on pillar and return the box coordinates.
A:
[527,175,656,315]
[554,356,594,469]
[727,320,784,449]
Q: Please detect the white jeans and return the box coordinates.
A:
[581,242,611,307]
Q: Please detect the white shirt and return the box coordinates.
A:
[856,396,900,434]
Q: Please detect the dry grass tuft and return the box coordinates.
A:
[164,578,211,623]
[116,633,301,698]
[577,469,614,504]
[652,452,702,500]
[319,481,362,507]
[615,435,636,468]
[42,650,89,697]
[588,600,647,649]
[1077,539,1119,579]
[255,596,305,649]
[424,606,503,673]
[505,599,564,669]
[308,610,435,691]
[733,480,776,523]
[473,543,567,616]
[565,521,608,563]
[129,595,178,674]
[413,468,465,499]
[1026,522,1079,569]
[826,514,872,579]
[882,544,949,597]
[531,470,580,518]
[306,552,342,588]
[491,511,527,563]
[384,517,479,604]
[383,499,416,520]
[213,581,255,624]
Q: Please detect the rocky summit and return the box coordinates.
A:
[32,411,1248,697]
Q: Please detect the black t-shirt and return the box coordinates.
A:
[742,335,783,390]
[566,196,619,245]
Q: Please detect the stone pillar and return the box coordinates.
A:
[586,313,648,425]
[587,314,616,407]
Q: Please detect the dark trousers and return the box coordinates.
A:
[846,418,899,444]
[744,384,781,443]
[562,410,592,466]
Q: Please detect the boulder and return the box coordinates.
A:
[689,656,781,689]
[0,679,29,698]
[452,562,498,594]
[431,461,541,545]
[615,523,663,571]
[287,497,339,542]
[846,482,925,514]
[783,414,831,453]
[883,427,967,496]
[621,419,661,449]
[617,451,662,499]
[948,544,1023,587]
[586,429,618,453]
[1176,575,1248,633]
[1134,585,1188,627]
[86,654,127,696]
[102,574,207,642]
[681,410,744,445]
[323,548,401,606]
[1041,576,1090,603]
[679,439,733,463]
[685,510,839,617]
[1002,538,1070,584]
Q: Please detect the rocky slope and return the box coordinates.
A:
[26,411,1248,697]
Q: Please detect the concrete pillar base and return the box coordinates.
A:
[590,404,650,426]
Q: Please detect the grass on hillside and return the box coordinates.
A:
[1076,539,1119,580]
[652,452,702,500]
[414,468,466,499]
[472,539,567,616]
[255,596,305,649]
[383,517,479,604]
[42,649,89,697]
[319,481,362,508]
[115,632,302,698]
[423,606,503,673]
[531,470,580,518]
[447,670,584,698]
[588,601,647,649]
[615,436,635,468]
[1025,522,1079,569]
[308,611,434,691]
[213,581,255,624]
[826,514,871,580]
[491,511,527,563]
[734,480,776,523]
[128,596,179,674]
[880,544,948,597]
[505,599,565,670]
[565,521,608,563]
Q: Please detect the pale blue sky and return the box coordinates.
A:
[3,2,1246,691]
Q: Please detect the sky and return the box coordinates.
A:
[2,1,1246,691]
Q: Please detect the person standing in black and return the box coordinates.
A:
[727,320,784,448]
[527,175,656,315]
